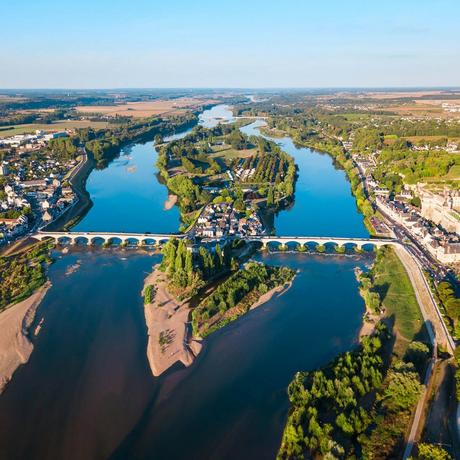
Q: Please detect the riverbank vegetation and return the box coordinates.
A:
[82,113,197,168]
[143,284,156,304]
[277,243,433,459]
[158,238,296,337]
[192,261,295,337]
[0,241,53,311]
[278,321,429,459]
[358,246,426,356]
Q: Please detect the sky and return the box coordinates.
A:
[1,0,459,89]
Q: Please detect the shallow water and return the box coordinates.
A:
[0,250,367,460]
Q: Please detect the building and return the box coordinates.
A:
[419,188,460,235]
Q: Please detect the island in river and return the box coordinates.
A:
[143,238,296,376]
[155,121,296,234]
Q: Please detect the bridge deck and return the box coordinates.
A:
[31,231,396,246]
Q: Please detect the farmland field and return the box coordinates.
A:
[75,97,216,118]
[0,120,117,137]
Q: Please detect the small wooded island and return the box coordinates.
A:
[143,237,296,376]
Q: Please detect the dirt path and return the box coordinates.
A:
[421,361,456,446]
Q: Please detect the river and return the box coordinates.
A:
[0,105,370,460]
[241,120,368,237]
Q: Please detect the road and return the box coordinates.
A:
[402,353,437,460]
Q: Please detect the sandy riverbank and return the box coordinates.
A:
[0,283,51,394]
[143,268,295,377]
[250,281,293,311]
[354,267,381,339]
[163,194,177,211]
[143,267,202,377]
[359,306,381,338]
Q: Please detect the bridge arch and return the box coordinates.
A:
[56,236,72,245]
[141,238,158,246]
[74,236,90,246]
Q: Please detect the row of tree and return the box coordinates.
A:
[192,261,295,337]
[437,280,460,338]
[160,239,232,299]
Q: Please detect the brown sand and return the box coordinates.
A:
[0,283,51,393]
[354,267,381,339]
[163,194,178,211]
[143,268,295,377]
[143,268,202,377]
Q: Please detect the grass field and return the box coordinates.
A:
[0,120,115,137]
[210,145,257,159]
[373,246,426,355]
[340,113,377,123]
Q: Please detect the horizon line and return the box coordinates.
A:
[1,85,460,92]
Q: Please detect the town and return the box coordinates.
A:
[351,145,460,264]
[0,129,79,244]
[193,201,263,238]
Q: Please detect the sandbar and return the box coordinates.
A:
[163,194,178,211]
[0,283,51,393]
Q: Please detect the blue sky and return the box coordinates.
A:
[1,0,459,88]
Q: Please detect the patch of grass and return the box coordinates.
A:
[340,113,375,122]
[210,146,257,159]
[446,164,460,180]
[373,247,426,355]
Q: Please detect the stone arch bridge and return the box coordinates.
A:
[31,231,181,246]
[31,231,398,250]
[248,236,399,250]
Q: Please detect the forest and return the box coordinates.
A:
[160,238,234,299]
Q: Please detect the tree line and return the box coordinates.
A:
[192,261,295,337]
[160,238,233,299]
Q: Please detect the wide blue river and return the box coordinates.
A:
[75,104,367,237]
[0,105,369,460]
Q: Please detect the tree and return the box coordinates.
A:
[267,186,274,206]
[412,443,453,460]
[404,341,430,374]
